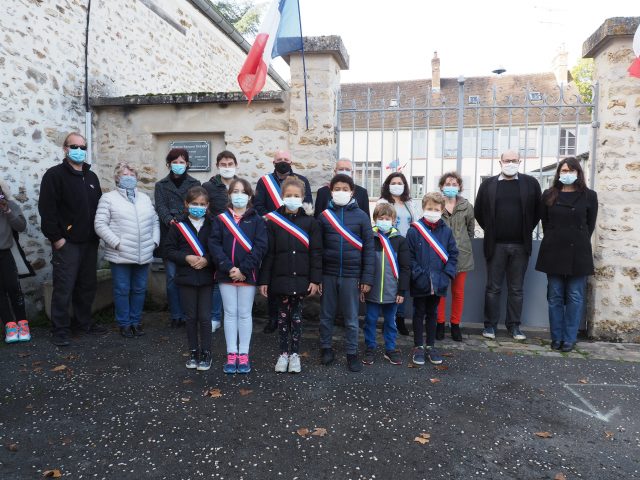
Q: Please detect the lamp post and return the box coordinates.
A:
[456,76,465,173]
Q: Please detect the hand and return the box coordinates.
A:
[396,295,404,304]
[0,199,8,213]
[307,283,319,296]
[229,267,245,282]
[259,285,268,297]
[169,219,176,225]
[186,255,199,267]
[318,283,323,296]
[360,284,371,294]
[194,257,208,269]
[53,238,66,250]
[359,291,365,303]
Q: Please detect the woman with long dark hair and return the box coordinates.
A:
[535,157,598,352]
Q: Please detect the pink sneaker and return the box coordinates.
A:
[237,353,251,374]
[17,320,31,342]
[5,322,19,343]
[223,353,238,374]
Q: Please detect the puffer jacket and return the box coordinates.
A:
[441,196,475,272]
[406,218,458,297]
[317,199,375,285]
[365,227,410,304]
[94,189,160,264]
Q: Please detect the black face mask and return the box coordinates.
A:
[275,162,292,175]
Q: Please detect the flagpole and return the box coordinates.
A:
[296,0,309,130]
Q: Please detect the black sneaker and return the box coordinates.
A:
[197,351,212,371]
[346,354,363,372]
[395,316,410,336]
[362,347,375,365]
[450,324,462,342]
[508,326,527,341]
[51,335,70,347]
[119,326,134,338]
[435,322,445,340]
[263,318,277,334]
[320,348,334,365]
[131,325,145,337]
[550,340,563,350]
[86,324,108,335]
[383,349,403,365]
[560,342,575,353]
[185,350,198,369]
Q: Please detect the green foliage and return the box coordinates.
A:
[213,1,264,36]
[571,59,594,104]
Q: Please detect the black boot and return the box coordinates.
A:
[263,317,277,334]
[450,323,462,342]
[436,322,445,340]
[131,325,145,337]
[395,315,409,336]
[320,348,335,365]
[120,326,134,338]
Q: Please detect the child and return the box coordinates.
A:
[0,182,30,343]
[165,186,215,371]
[317,174,374,372]
[209,178,267,374]
[362,204,410,365]
[406,192,458,366]
[258,177,322,373]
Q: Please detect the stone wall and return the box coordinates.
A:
[583,17,640,342]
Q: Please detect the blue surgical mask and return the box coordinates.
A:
[67,148,86,164]
[188,205,207,218]
[231,193,249,208]
[283,197,303,212]
[376,220,393,233]
[118,175,137,190]
[171,163,187,175]
[442,186,459,198]
[559,173,577,185]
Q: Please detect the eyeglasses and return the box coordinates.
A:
[501,159,519,164]
[67,144,87,150]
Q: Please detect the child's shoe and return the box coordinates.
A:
[237,353,251,374]
[288,353,301,373]
[275,353,289,373]
[197,350,212,371]
[451,323,462,342]
[5,322,19,343]
[362,347,375,365]
[185,350,198,369]
[412,346,425,365]
[435,322,445,340]
[211,321,221,333]
[426,347,443,365]
[384,349,403,365]
[346,354,363,372]
[223,353,238,374]
[17,320,31,342]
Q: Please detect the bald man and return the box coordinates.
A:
[474,150,541,342]
[314,158,370,219]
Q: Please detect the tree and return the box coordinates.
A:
[571,59,594,104]
[213,1,263,37]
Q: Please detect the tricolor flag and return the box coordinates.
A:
[237,0,304,103]
[629,23,640,79]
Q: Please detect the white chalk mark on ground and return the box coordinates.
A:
[560,383,638,422]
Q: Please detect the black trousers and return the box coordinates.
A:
[484,243,529,329]
[412,295,440,348]
[179,284,213,352]
[50,241,98,337]
[0,249,26,325]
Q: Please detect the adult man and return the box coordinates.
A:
[39,132,106,346]
[474,150,541,341]
[314,158,370,219]
[202,150,239,333]
[254,150,313,334]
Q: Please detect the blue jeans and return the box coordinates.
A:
[164,260,183,321]
[110,263,150,327]
[210,283,222,323]
[547,274,587,344]
[364,301,398,350]
[319,275,360,355]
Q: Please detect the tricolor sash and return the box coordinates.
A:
[411,221,449,263]
[265,211,310,248]
[175,222,205,256]
[261,174,284,209]
[377,231,399,279]
[218,212,253,252]
[321,209,363,251]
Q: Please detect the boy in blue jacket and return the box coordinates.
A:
[318,174,374,372]
[406,192,458,366]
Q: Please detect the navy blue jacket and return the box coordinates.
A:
[208,208,268,285]
[165,218,214,287]
[254,170,313,215]
[318,199,375,285]
[406,218,459,297]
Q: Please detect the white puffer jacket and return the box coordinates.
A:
[94,188,160,264]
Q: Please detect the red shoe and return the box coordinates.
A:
[5,322,19,343]
[17,320,31,342]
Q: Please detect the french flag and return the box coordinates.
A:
[237,0,303,103]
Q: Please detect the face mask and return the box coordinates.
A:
[389,184,405,196]
[219,167,236,179]
[501,163,519,177]
[332,191,352,206]
[171,163,187,175]
[376,220,393,233]
[275,162,292,175]
[67,148,86,164]
[188,205,206,219]
[231,193,249,208]
[118,175,137,190]
[559,173,577,185]
[283,197,303,211]
[442,186,459,198]
[423,211,442,223]
[336,169,352,177]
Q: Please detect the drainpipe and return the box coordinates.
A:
[84,0,92,164]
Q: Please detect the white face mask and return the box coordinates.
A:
[336,169,352,177]
[423,211,442,223]
[219,167,236,179]
[332,191,352,206]
[501,162,519,177]
[389,184,405,196]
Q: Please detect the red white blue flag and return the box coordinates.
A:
[377,231,399,279]
[411,221,449,264]
[265,211,310,248]
[322,209,363,251]
[175,222,205,257]
[260,174,284,209]
[218,212,253,252]
[237,0,304,103]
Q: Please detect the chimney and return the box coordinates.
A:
[431,51,440,92]
[551,45,569,86]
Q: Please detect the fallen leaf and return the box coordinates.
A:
[419,432,431,439]
[181,397,191,403]
[441,352,454,357]
[6,443,18,452]
[407,362,418,368]
[554,474,567,480]
[33,367,44,373]
[296,428,310,437]
[203,388,222,398]
[159,336,169,342]
[50,365,67,372]
[17,352,32,358]
[414,436,430,445]
[311,427,327,437]
[299,351,310,358]
[64,354,78,361]
[32,361,43,367]
[604,431,614,440]
[25,404,33,410]
[239,388,253,396]
[430,378,441,384]
[578,378,588,384]
[434,365,448,371]
[182,379,194,385]
[42,470,62,478]
[60,437,72,446]
[534,431,553,438]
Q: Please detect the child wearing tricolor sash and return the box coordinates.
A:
[258,177,322,374]
[165,187,215,372]
[362,204,410,366]
[209,178,268,374]
[406,192,458,367]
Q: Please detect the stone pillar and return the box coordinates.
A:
[287,36,349,193]
[583,17,640,342]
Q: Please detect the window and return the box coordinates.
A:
[480,129,498,158]
[355,162,382,196]
[411,130,427,157]
[444,131,457,158]
[468,95,480,105]
[559,128,576,155]
[411,176,425,199]
[518,128,537,157]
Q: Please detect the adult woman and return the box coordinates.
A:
[377,172,420,335]
[436,172,475,342]
[95,162,160,337]
[535,158,598,352]
[154,148,201,328]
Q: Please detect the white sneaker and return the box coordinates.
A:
[275,353,289,373]
[211,321,221,333]
[288,353,301,373]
